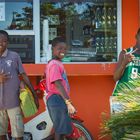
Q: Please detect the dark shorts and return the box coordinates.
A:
[47,94,72,135]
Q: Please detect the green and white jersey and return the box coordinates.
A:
[113,48,140,96]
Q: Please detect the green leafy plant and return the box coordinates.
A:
[100,87,140,140]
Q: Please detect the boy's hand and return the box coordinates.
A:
[0,73,11,84]
[67,103,77,115]
[122,48,138,66]
[0,74,4,83]
[122,53,134,66]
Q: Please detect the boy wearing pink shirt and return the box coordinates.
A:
[46,37,76,140]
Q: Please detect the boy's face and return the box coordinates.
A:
[0,34,8,56]
[52,42,67,59]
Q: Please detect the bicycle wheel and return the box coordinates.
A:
[71,120,93,140]
[45,120,93,140]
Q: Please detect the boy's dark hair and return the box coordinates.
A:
[0,30,9,41]
[52,37,66,48]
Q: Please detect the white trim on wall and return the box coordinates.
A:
[6,30,34,35]
[33,0,40,63]
[117,0,122,60]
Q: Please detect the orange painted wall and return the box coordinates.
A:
[68,76,115,140]
[122,0,139,49]
[24,0,139,139]
[67,0,140,139]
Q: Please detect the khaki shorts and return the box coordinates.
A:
[0,106,24,138]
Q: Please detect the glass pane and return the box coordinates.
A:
[0,0,33,30]
[8,35,35,63]
[40,0,117,62]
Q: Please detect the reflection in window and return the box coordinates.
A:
[0,0,33,30]
[40,0,117,62]
[8,35,35,63]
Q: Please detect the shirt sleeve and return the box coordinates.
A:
[49,63,63,83]
[17,54,25,74]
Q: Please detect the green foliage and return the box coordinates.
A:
[100,88,140,140]
[115,76,140,94]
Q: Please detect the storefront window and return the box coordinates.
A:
[8,35,35,63]
[40,0,117,62]
[0,0,33,30]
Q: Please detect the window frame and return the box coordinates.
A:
[39,0,122,64]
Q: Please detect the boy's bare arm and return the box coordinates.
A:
[54,80,69,100]
[54,80,76,114]
[114,50,134,81]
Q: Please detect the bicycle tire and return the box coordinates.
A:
[71,120,94,140]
